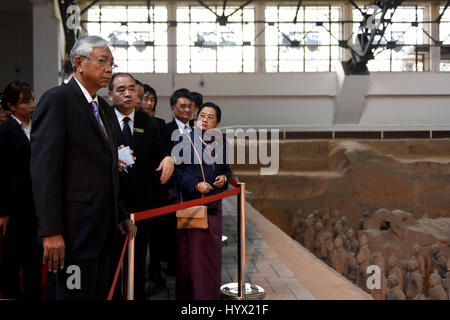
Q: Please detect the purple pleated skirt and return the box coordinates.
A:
[176,204,222,300]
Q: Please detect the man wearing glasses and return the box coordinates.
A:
[30,35,136,300]
[163,89,195,278]
[166,88,195,139]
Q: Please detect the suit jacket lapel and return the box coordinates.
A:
[67,78,110,150]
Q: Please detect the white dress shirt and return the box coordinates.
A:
[115,108,135,134]
[73,77,107,131]
[74,77,99,106]
[175,117,191,134]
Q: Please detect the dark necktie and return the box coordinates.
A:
[91,101,108,141]
[122,116,132,147]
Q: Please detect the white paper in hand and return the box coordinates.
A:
[118,146,135,166]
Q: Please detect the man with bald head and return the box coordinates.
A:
[30,35,136,300]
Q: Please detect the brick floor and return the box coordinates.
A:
[145,197,315,300]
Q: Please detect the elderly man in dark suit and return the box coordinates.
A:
[30,35,136,300]
[108,72,174,299]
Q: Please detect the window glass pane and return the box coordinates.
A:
[353,6,426,72]
[440,6,450,71]
[265,6,340,72]
[176,6,255,73]
[266,60,278,72]
[86,5,168,73]
[101,6,127,22]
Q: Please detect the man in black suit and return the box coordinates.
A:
[30,36,136,300]
[108,73,174,299]
[164,89,195,276]
[166,88,195,141]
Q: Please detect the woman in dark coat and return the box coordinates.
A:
[0,81,42,299]
[174,102,232,300]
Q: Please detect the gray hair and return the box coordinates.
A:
[70,35,109,69]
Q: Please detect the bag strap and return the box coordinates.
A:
[185,133,206,182]
[180,133,206,202]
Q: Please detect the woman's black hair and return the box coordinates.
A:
[197,102,221,123]
[143,84,158,110]
[0,81,33,112]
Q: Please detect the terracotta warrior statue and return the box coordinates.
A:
[428,270,448,300]
[345,228,360,256]
[405,259,424,300]
[330,237,346,275]
[357,234,371,267]
[319,229,333,262]
[303,218,315,253]
[292,209,306,244]
[313,222,324,257]
[356,252,370,292]
[344,252,358,282]
[386,274,406,300]
[410,243,427,279]
[330,210,341,229]
[325,239,335,266]
[370,252,387,300]
[333,221,346,242]
[321,213,331,232]
[430,243,447,278]
[339,216,350,234]
[386,254,404,292]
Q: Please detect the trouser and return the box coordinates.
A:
[54,249,112,300]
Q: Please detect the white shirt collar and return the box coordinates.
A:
[175,117,191,133]
[115,108,135,123]
[11,114,32,140]
[74,77,98,105]
[114,108,135,134]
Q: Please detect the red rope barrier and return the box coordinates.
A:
[229,179,239,188]
[134,180,241,222]
[107,234,128,300]
[107,179,241,300]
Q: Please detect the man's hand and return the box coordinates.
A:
[213,175,227,188]
[42,234,65,273]
[195,182,213,194]
[117,145,136,172]
[118,219,137,239]
[156,156,174,184]
[0,216,9,237]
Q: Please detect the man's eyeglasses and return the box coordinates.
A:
[82,56,118,70]
[176,104,193,111]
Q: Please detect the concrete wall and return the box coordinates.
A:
[0,0,33,90]
[32,0,64,99]
[108,72,450,131]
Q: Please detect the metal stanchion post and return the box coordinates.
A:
[220,182,265,300]
[127,213,135,300]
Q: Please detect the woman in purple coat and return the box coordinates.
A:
[173,102,232,300]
